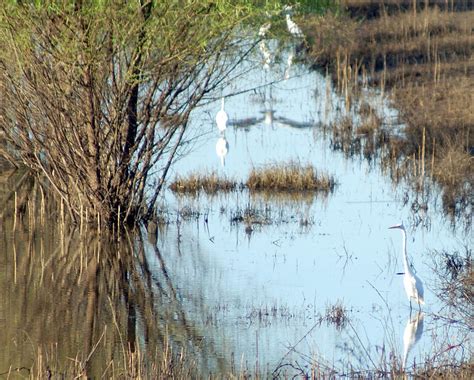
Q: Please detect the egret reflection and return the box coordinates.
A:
[230,85,314,131]
[259,40,273,70]
[402,311,424,368]
[284,47,295,80]
[215,136,229,167]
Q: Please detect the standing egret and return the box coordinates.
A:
[215,136,229,167]
[389,223,425,310]
[283,6,304,38]
[215,97,228,133]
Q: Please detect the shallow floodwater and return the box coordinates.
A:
[0,42,471,376]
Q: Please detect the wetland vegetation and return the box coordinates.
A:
[305,0,473,221]
[0,0,472,378]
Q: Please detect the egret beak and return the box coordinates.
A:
[389,224,403,229]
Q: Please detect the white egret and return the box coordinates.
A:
[259,40,272,70]
[402,311,424,368]
[215,136,229,167]
[215,97,228,133]
[389,223,424,310]
[283,6,303,38]
[284,49,295,80]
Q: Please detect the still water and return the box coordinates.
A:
[0,42,471,376]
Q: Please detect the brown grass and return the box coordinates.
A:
[169,172,238,194]
[247,161,335,192]
[305,1,473,216]
[170,163,336,195]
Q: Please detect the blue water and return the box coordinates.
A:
[142,45,471,373]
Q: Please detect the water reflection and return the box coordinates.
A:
[259,40,273,70]
[215,136,229,167]
[0,176,227,376]
[402,312,424,368]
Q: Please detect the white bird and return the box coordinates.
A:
[285,13,303,38]
[284,49,294,79]
[215,136,229,167]
[389,223,425,310]
[215,97,228,133]
[402,311,424,368]
[259,40,272,70]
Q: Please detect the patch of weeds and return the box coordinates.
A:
[178,205,201,221]
[247,161,335,192]
[324,301,349,331]
[169,172,238,195]
[230,205,272,226]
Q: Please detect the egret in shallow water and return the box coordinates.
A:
[215,136,229,167]
[215,97,228,133]
[283,6,303,38]
[389,223,424,310]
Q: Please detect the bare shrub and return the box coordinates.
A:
[0,2,271,227]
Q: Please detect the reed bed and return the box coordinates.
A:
[169,172,238,194]
[247,162,336,192]
[305,1,473,216]
[169,162,336,195]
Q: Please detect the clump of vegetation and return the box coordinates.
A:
[169,162,336,196]
[324,301,349,330]
[247,161,336,192]
[432,247,473,328]
[169,172,238,195]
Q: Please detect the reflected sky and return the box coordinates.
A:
[151,44,471,372]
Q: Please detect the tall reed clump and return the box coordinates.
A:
[170,172,238,195]
[247,161,335,192]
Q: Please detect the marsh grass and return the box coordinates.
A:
[170,162,336,195]
[247,161,336,192]
[306,1,473,218]
[324,301,349,330]
[169,172,238,194]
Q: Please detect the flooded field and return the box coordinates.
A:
[0,40,471,378]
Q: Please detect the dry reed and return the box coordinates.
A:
[247,162,335,192]
[169,172,238,194]
[305,1,473,216]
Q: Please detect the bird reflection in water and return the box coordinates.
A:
[215,136,229,167]
[402,311,424,368]
[230,85,315,132]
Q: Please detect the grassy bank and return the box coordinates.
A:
[304,0,473,217]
